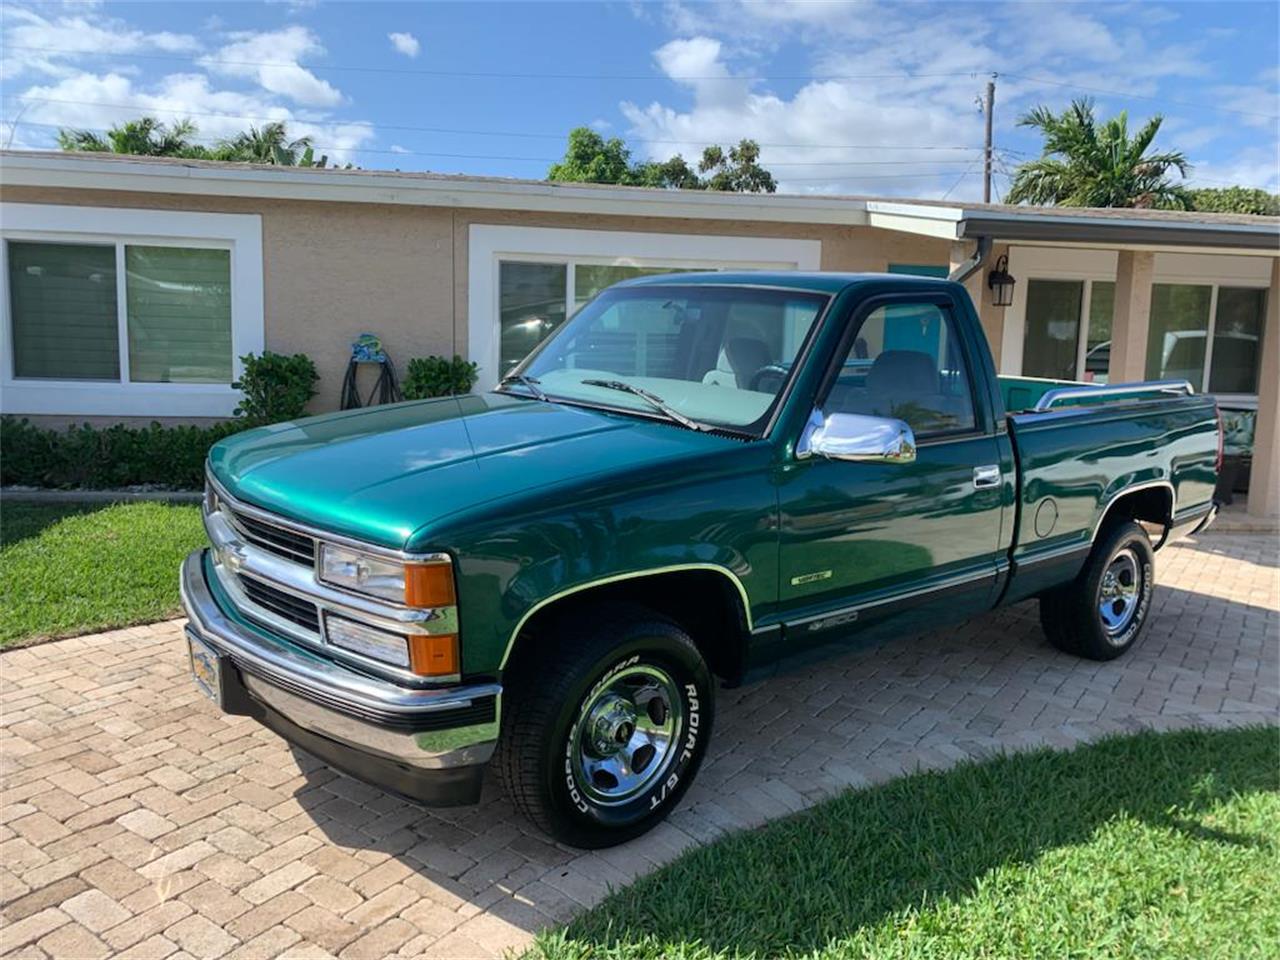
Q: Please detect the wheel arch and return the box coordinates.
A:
[1093,480,1174,549]
[499,565,753,685]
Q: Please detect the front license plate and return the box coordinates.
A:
[187,633,224,708]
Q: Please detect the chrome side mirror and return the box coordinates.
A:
[797,411,917,463]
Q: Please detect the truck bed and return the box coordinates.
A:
[1000,385,1220,604]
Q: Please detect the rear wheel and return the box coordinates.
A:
[1040,520,1155,661]
[496,604,714,848]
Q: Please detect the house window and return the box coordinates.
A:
[471,225,822,389]
[1,203,262,417]
[8,241,233,386]
[8,242,120,381]
[1022,279,1084,380]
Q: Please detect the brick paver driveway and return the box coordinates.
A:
[3,532,1277,959]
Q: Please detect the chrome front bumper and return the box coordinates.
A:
[180,550,500,805]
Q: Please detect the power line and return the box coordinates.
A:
[1,94,982,151]
[1000,71,1279,120]
[941,158,983,200]
[0,45,980,83]
[6,43,1275,118]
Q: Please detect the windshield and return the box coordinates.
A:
[507,284,829,435]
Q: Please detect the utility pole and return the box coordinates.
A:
[983,74,996,203]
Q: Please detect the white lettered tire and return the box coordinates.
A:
[496,604,714,848]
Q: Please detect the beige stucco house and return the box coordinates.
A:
[1,149,1277,517]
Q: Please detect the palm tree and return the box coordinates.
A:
[1007,98,1192,210]
[57,117,205,158]
[213,122,316,165]
[56,116,334,167]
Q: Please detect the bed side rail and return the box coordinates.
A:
[1032,379,1195,412]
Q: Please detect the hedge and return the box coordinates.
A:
[1,416,246,491]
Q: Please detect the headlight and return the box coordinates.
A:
[318,544,456,607]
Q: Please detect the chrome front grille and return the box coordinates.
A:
[203,471,462,686]
[238,575,321,633]
[228,510,316,566]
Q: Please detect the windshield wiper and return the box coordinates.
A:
[580,379,715,432]
[497,373,550,402]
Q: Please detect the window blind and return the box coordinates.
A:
[126,246,232,383]
[8,241,120,380]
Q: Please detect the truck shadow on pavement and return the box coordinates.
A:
[278,534,1278,949]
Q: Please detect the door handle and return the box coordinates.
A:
[973,465,1001,489]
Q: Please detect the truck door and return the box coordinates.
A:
[775,293,1006,647]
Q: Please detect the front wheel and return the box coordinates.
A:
[496,605,714,848]
[1039,519,1155,661]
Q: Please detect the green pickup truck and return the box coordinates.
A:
[182,272,1220,847]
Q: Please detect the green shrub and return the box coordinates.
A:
[1,416,243,490]
[402,354,479,400]
[233,351,319,426]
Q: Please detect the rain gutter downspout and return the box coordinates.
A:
[948,235,993,283]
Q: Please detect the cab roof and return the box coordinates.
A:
[614,270,956,295]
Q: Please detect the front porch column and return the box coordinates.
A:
[1109,250,1155,383]
[1247,257,1280,519]
[949,240,1008,369]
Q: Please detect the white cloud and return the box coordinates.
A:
[1184,156,1280,193]
[200,26,342,107]
[389,144,410,154]
[388,32,420,58]
[12,69,373,162]
[625,1,1266,199]
[2,5,373,164]
[1,6,201,82]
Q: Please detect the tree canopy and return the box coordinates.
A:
[1007,98,1191,210]
[547,127,776,193]
[1187,186,1280,216]
[58,117,336,167]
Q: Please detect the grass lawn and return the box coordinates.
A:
[0,501,205,647]
[532,727,1279,960]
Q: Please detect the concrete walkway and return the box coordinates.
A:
[2,532,1276,959]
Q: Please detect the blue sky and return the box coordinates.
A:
[3,0,1277,200]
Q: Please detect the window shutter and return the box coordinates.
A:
[8,241,120,380]
[126,246,232,383]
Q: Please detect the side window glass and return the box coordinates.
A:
[823,303,977,436]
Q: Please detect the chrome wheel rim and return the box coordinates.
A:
[1098,547,1142,638]
[570,664,683,807]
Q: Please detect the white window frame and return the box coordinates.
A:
[468,224,822,390]
[1003,246,1270,403]
[1,203,263,417]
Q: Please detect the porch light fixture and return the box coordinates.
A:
[987,255,1016,307]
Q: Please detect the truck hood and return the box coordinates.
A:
[208,393,739,549]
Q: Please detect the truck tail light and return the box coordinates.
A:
[408,634,459,677]
[1214,402,1225,476]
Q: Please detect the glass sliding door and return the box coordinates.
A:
[1083,281,1115,383]
[1146,284,1212,383]
[1208,287,1267,394]
[1023,279,1083,380]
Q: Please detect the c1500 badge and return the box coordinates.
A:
[807,609,859,632]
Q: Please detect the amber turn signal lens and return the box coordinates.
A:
[408,634,459,677]
[404,562,456,607]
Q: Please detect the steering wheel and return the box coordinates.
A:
[747,364,789,393]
